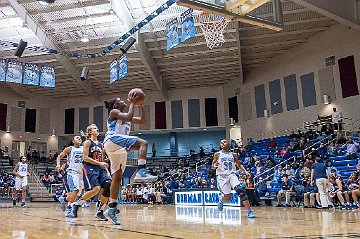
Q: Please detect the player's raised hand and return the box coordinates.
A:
[55,165,61,172]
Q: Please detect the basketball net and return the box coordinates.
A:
[197,12,229,49]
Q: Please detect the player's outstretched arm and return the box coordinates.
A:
[212,153,220,170]
[56,147,70,172]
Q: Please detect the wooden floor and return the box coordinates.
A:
[0,202,359,239]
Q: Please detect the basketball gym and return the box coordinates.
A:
[0,0,359,238]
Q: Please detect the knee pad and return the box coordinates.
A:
[101,179,112,197]
[234,184,248,201]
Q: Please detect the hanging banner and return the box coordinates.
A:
[166,18,179,51]
[5,61,22,84]
[23,63,40,86]
[40,66,55,88]
[0,59,6,82]
[110,59,119,84]
[119,55,128,80]
[181,9,195,43]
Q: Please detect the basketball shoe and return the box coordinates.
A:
[134,169,157,183]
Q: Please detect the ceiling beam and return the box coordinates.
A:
[8,0,102,101]
[234,21,244,84]
[112,0,168,100]
[291,0,360,29]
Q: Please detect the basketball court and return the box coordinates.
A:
[0,202,359,239]
[1,0,360,238]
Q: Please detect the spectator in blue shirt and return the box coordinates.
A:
[273,165,284,183]
[256,177,267,197]
[346,139,359,160]
[304,177,318,208]
[326,161,337,176]
[317,143,328,162]
[276,174,295,207]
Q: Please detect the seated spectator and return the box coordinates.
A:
[255,162,265,179]
[285,164,295,177]
[298,137,306,150]
[304,157,313,169]
[267,138,277,148]
[209,178,216,188]
[256,177,267,197]
[264,156,276,170]
[316,143,328,162]
[280,146,288,158]
[42,174,51,187]
[121,186,128,202]
[337,134,347,145]
[273,165,284,183]
[0,176,4,197]
[276,174,295,207]
[345,138,359,160]
[303,178,319,208]
[274,146,281,158]
[326,161,337,176]
[327,142,338,156]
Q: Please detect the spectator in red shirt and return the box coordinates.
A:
[267,138,277,148]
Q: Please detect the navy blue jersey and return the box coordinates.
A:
[84,139,103,167]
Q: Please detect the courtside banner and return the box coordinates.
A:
[203,190,241,206]
[23,63,40,86]
[0,58,6,82]
[175,191,203,206]
[40,66,55,88]
[118,55,128,80]
[6,61,22,84]
[110,59,118,84]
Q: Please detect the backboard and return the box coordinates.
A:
[176,0,284,31]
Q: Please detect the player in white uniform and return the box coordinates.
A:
[56,136,84,218]
[12,156,29,207]
[103,96,157,225]
[212,139,255,218]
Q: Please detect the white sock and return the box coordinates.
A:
[138,159,146,165]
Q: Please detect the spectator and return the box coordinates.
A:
[280,146,288,158]
[311,157,329,208]
[273,165,284,183]
[209,178,216,188]
[327,175,348,209]
[256,177,267,197]
[276,174,295,207]
[304,157,313,169]
[351,178,359,209]
[326,161,337,176]
[267,138,277,148]
[337,134,347,145]
[199,146,205,159]
[327,142,338,156]
[303,177,319,208]
[255,162,265,178]
[331,107,342,131]
[42,174,51,187]
[345,138,359,160]
[317,142,328,162]
[264,156,276,170]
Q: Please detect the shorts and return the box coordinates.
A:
[67,171,84,192]
[15,176,28,190]
[107,134,138,151]
[83,165,111,190]
[217,174,240,195]
[104,140,127,175]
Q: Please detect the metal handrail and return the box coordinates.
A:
[29,164,45,195]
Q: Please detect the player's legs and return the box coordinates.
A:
[66,173,82,218]
[13,177,22,206]
[20,186,27,207]
[104,140,126,225]
[216,175,231,211]
[12,189,18,206]
[230,174,255,218]
[130,138,157,182]
[95,172,111,221]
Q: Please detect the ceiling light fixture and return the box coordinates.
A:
[81,34,90,43]
[37,0,55,5]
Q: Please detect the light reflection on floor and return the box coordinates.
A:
[175,206,241,225]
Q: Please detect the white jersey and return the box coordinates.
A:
[216,151,236,176]
[17,162,28,177]
[105,116,131,141]
[67,146,83,173]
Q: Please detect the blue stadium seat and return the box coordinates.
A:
[268,188,281,194]
[270,182,280,188]
[332,160,357,166]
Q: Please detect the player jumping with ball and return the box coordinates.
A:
[212,139,255,218]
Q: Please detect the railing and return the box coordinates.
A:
[257,127,303,140]
[253,134,333,183]
[29,164,45,195]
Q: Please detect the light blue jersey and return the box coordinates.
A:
[104,116,138,151]
[216,151,236,176]
[67,146,83,173]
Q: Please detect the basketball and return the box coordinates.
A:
[128,88,145,104]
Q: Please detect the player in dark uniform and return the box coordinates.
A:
[73,124,111,220]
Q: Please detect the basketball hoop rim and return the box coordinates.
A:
[196,11,228,25]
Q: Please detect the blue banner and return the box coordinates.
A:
[0,59,6,82]
[110,59,118,84]
[181,9,195,43]
[166,18,179,51]
[119,55,128,80]
[5,61,22,84]
[23,63,40,86]
[40,66,55,88]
